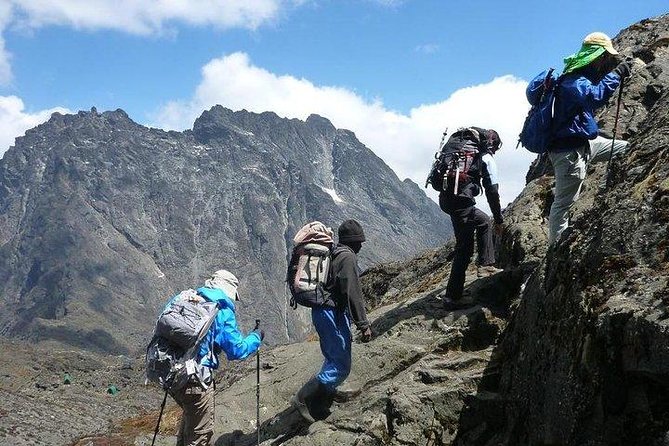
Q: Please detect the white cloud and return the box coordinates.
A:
[152,52,535,211]
[0,96,69,158]
[9,0,298,35]
[0,1,305,85]
[415,43,439,54]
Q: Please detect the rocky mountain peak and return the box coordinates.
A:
[305,113,336,131]
[0,103,451,354]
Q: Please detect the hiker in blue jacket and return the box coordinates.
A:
[291,219,373,422]
[170,269,263,446]
[545,32,631,245]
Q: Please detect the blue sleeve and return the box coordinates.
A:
[569,72,621,110]
[213,308,261,361]
[526,70,552,105]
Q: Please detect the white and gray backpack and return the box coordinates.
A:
[145,289,219,391]
[287,221,335,308]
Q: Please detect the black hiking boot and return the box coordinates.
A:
[440,291,476,311]
[309,382,335,421]
[290,377,319,423]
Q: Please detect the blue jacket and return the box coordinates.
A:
[194,286,261,369]
[548,69,621,151]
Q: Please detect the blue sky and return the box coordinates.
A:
[0,0,666,207]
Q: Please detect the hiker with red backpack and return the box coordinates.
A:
[529,32,631,246]
[427,127,504,310]
[288,220,372,422]
[146,269,263,446]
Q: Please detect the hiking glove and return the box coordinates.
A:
[360,327,373,343]
[613,61,631,79]
[252,329,265,341]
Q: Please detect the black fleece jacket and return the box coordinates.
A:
[326,244,370,331]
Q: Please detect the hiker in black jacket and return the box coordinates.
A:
[291,219,373,422]
[439,128,504,310]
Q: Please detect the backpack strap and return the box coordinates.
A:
[466,127,481,144]
[306,252,313,282]
[183,297,220,389]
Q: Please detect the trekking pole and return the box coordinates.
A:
[255,319,261,446]
[605,77,625,190]
[151,389,169,446]
[438,127,449,151]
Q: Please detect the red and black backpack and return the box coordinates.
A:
[426,127,487,194]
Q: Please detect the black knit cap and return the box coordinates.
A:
[338,219,366,243]
[486,129,502,152]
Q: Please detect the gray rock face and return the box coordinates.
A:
[0,106,451,353]
[455,14,669,446]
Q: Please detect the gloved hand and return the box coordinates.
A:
[360,327,373,343]
[613,61,631,79]
[252,329,265,341]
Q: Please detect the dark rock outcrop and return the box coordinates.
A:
[0,107,451,353]
[455,13,669,446]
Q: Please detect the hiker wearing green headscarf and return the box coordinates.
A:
[543,32,631,246]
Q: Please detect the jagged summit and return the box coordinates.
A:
[0,101,450,355]
[192,106,336,135]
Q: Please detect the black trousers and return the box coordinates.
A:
[440,195,495,299]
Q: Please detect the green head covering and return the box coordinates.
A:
[563,43,606,74]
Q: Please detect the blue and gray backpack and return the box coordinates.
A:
[518,68,561,154]
[145,289,219,391]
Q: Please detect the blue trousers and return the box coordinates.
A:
[312,307,352,392]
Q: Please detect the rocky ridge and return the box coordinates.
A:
[455,14,669,445]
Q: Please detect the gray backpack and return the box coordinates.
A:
[287,222,335,308]
[145,289,219,391]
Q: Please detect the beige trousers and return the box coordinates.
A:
[548,146,587,246]
[171,384,215,446]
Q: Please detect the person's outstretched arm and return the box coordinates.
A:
[214,308,261,360]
